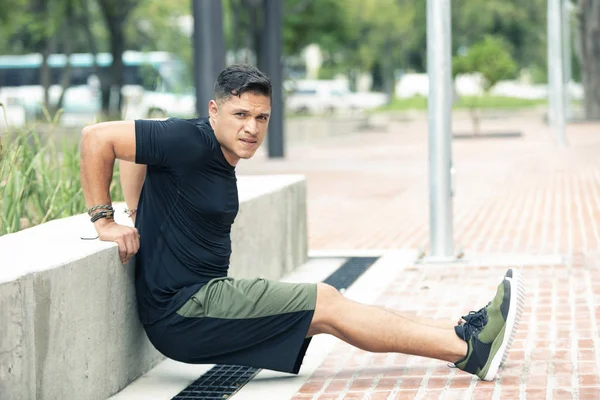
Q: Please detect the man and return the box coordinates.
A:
[80,64,524,381]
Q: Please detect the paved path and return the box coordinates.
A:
[233,116,600,399]
[239,116,600,258]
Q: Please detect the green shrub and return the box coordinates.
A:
[0,104,123,236]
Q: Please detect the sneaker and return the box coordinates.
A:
[453,269,525,381]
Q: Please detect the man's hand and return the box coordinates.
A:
[95,219,140,264]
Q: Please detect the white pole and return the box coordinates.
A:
[562,0,573,121]
[427,0,454,258]
[548,0,568,146]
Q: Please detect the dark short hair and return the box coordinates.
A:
[213,64,272,103]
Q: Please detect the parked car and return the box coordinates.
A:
[285,80,349,115]
[285,79,387,115]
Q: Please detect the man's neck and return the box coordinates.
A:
[220,146,239,167]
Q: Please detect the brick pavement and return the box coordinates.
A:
[236,115,600,399]
[289,264,600,400]
[239,116,600,256]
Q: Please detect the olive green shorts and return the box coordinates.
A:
[152,277,318,374]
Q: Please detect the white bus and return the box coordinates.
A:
[0,51,196,126]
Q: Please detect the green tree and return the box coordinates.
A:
[127,0,193,90]
[282,0,350,57]
[404,0,546,75]
[1,0,77,116]
[452,0,546,68]
[221,0,351,75]
[453,35,517,134]
[0,0,28,54]
[95,0,139,119]
[0,0,106,120]
[343,0,414,97]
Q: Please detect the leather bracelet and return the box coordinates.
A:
[88,204,114,216]
[90,210,114,223]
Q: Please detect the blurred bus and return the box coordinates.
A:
[0,51,195,126]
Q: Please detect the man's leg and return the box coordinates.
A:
[385,310,457,330]
[307,283,467,363]
[307,269,525,381]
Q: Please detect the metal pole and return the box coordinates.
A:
[427,0,454,259]
[192,0,225,117]
[548,0,568,146]
[562,0,572,121]
[261,0,284,158]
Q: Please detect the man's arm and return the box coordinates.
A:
[119,160,146,224]
[119,118,173,223]
[80,120,140,263]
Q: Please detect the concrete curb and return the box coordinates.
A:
[0,174,307,400]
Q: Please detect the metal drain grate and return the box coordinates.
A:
[171,256,380,400]
[323,256,379,291]
[171,365,260,399]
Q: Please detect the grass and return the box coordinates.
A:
[376,95,547,112]
[0,104,124,236]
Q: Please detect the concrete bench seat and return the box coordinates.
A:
[0,174,307,400]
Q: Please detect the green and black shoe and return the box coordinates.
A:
[453,269,525,381]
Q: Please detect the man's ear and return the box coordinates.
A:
[208,100,218,121]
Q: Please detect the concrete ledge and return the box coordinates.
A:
[232,175,307,279]
[0,174,307,400]
[0,277,35,400]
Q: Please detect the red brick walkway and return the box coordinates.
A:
[237,115,600,399]
[240,116,600,256]
[291,264,600,400]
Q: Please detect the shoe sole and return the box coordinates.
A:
[482,269,525,381]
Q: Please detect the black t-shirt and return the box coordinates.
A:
[133,117,238,325]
